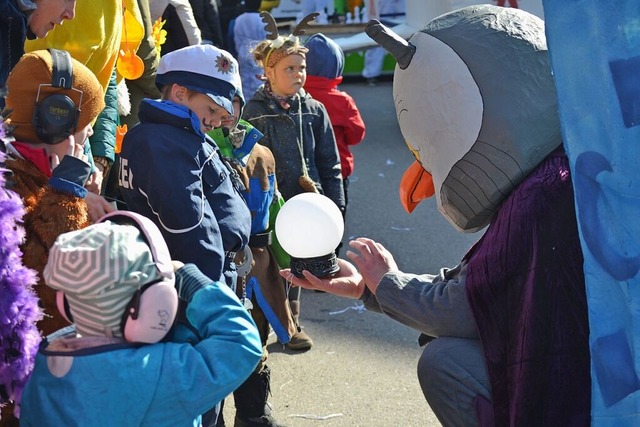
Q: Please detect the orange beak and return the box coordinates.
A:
[399,160,435,213]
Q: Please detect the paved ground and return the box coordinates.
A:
[223,79,480,427]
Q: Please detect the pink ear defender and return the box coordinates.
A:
[56,211,179,343]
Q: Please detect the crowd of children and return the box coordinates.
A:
[0,2,365,426]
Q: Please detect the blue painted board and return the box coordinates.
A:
[542,2,640,426]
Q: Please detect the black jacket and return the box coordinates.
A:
[242,87,345,210]
[188,0,225,48]
[0,0,31,108]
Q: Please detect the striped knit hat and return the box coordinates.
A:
[43,221,163,338]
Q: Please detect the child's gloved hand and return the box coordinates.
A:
[299,175,319,193]
[173,264,211,303]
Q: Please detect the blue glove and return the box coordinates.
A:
[174,263,214,303]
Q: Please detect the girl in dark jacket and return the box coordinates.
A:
[242,13,345,352]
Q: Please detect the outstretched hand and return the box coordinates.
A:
[279,258,366,299]
[345,237,398,294]
[279,237,399,298]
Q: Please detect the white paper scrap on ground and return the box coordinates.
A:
[329,301,366,315]
[288,413,344,420]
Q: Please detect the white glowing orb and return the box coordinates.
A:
[275,193,344,258]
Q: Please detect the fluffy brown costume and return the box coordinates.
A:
[5,156,90,336]
[232,144,297,345]
[241,144,298,349]
[3,48,101,336]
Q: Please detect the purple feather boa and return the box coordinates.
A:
[0,150,43,419]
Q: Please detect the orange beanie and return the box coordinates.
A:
[5,50,105,144]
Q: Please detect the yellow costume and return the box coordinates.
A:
[25,0,144,90]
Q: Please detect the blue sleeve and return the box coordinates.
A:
[174,263,210,303]
[244,175,274,234]
[49,155,91,197]
[160,264,261,416]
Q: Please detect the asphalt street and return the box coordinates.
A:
[223,78,480,427]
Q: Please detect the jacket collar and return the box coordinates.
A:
[139,99,205,138]
[252,87,311,112]
[7,141,52,177]
[254,86,311,100]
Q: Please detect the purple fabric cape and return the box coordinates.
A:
[465,148,591,426]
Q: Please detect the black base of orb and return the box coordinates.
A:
[290,252,339,278]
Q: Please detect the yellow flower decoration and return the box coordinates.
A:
[152,18,167,55]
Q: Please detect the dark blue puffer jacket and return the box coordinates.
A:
[119,99,251,288]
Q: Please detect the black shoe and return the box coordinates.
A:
[235,414,286,427]
[233,367,286,427]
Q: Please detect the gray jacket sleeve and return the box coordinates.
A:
[362,261,478,339]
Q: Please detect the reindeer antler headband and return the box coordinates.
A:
[259,11,319,69]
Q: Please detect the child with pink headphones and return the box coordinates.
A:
[20,211,261,426]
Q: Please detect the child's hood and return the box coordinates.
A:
[305,74,343,92]
[305,33,344,80]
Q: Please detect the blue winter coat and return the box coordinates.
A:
[20,264,262,427]
[118,100,251,288]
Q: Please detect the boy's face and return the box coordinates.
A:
[220,97,242,130]
[176,89,228,133]
[30,0,76,38]
[266,54,307,97]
